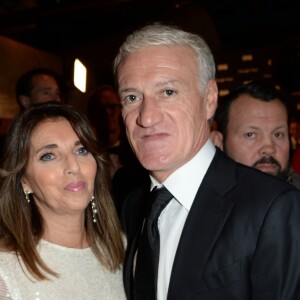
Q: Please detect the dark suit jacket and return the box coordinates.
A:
[122,149,300,300]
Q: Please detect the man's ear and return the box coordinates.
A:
[205,80,218,120]
[19,95,31,110]
[210,130,224,151]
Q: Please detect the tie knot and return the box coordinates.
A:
[148,186,173,221]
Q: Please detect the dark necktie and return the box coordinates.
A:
[134,186,173,300]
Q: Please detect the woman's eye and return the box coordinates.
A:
[40,153,54,161]
[77,147,88,155]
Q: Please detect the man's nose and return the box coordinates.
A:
[137,96,163,128]
[259,137,276,156]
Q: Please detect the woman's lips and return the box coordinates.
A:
[64,181,85,192]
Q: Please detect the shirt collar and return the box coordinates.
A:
[150,139,216,211]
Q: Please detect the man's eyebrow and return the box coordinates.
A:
[119,80,178,96]
[119,88,139,94]
[155,80,177,88]
[273,125,289,131]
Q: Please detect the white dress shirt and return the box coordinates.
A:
[150,139,216,300]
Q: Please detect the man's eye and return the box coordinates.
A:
[274,132,285,138]
[164,90,175,96]
[245,132,255,138]
[40,153,54,161]
[124,95,137,103]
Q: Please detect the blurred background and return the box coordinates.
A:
[1,0,300,129]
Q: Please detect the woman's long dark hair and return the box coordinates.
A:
[0,101,124,279]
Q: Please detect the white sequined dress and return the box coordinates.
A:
[0,240,126,300]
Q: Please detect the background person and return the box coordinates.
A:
[0,68,63,157]
[87,85,122,149]
[214,80,300,188]
[0,102,125,299]
[87,85,123,176]
[289,118,300,153]
[16,67,62,111]
[289,118,300,173]
[113,23,300,299]
[86,85,148,217]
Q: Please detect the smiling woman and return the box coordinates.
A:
[0,102,126,299]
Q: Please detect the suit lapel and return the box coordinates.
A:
[122,185,151,299]
[124,232,139,299]
[168,150,237,299]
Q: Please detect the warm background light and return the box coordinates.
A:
[73,59,87,93]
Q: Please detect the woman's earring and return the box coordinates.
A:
[91,196,97,223]
[24,190,31,203]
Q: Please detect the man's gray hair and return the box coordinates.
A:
[113,23,216,93]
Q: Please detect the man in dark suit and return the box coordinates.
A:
[113,23,300,299]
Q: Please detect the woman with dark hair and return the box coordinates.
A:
[0,102,125,299]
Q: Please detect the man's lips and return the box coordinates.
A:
[142,132,169,141]
[254,163,279,172]
[64,181,85,192]
[252,156,281,171]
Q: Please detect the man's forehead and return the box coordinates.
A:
[231,96,287,116]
